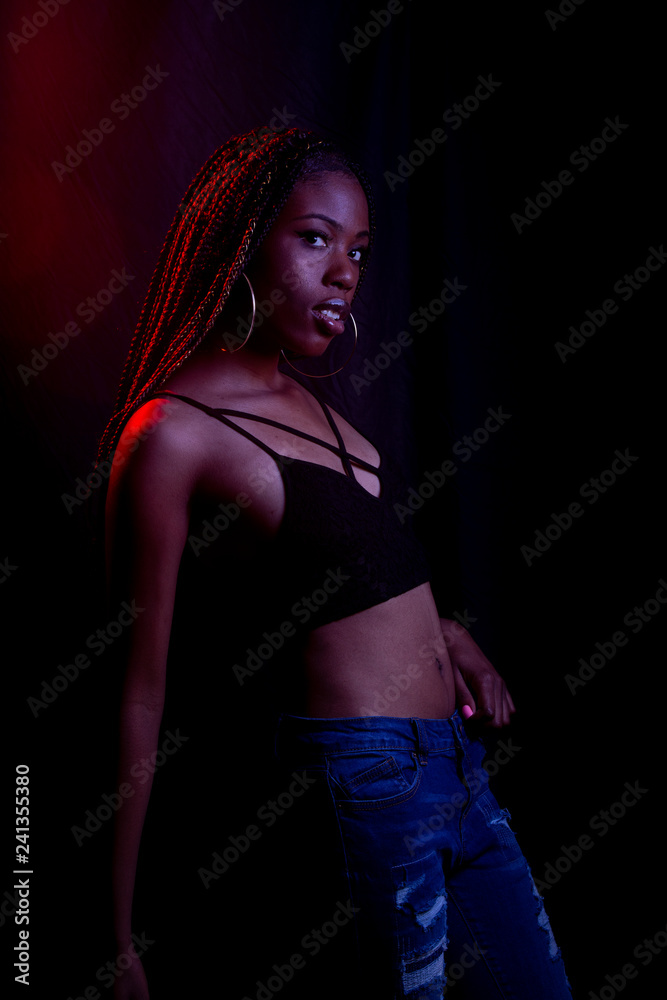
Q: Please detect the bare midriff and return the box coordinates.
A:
[301,582,456,719]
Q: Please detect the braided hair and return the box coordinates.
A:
[97,126,375,464]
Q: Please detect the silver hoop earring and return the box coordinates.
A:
[280,313,357,378]
[220,273,256,353]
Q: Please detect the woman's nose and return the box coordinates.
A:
[324,250,355,290]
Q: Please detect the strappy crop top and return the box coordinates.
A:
[152,385,431,629]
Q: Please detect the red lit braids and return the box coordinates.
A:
[97,126,375,464]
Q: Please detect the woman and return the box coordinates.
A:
[100,126,571,998]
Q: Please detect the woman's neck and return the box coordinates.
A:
[161,337,289,399]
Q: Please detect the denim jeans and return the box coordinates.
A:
[274,710,572,999]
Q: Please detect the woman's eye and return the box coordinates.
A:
[299,230,328,247]
[297,232,367,261]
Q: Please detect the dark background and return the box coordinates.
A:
[2,1,664,997]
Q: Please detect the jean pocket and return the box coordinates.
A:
[326,750,422,807]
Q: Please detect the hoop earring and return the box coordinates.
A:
[220,273,256,353]
[281,313,357,378]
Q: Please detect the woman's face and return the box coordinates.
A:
[245,171,370,357]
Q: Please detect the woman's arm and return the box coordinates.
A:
[105,401,195,994]
[439,617,515,728]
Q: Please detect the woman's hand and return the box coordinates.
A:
[113,954,149,1000]
[440,618,515,728]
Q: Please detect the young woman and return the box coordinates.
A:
[100,126,571,998]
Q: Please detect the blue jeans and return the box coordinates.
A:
[274,710,572,999]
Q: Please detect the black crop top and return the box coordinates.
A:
[152,385,431,628]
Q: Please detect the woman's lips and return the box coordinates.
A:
[312,309,345,335]
[312,302,349,336]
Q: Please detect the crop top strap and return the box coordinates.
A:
[312,394,356,479]
[151,391,380,477]
[151,391,283,462]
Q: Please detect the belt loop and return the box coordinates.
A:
[457,709,468,745]
[412,718,429,765]
[448,710,463,748]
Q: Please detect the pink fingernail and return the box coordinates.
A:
[462,705,474,720]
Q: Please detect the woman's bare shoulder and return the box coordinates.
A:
[109,396,210,502]
[108,391,269,511]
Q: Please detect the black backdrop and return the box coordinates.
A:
[2,1,665,997]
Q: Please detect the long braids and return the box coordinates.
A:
[97,126,375,465]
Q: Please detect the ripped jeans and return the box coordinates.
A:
[274,710,572,999]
